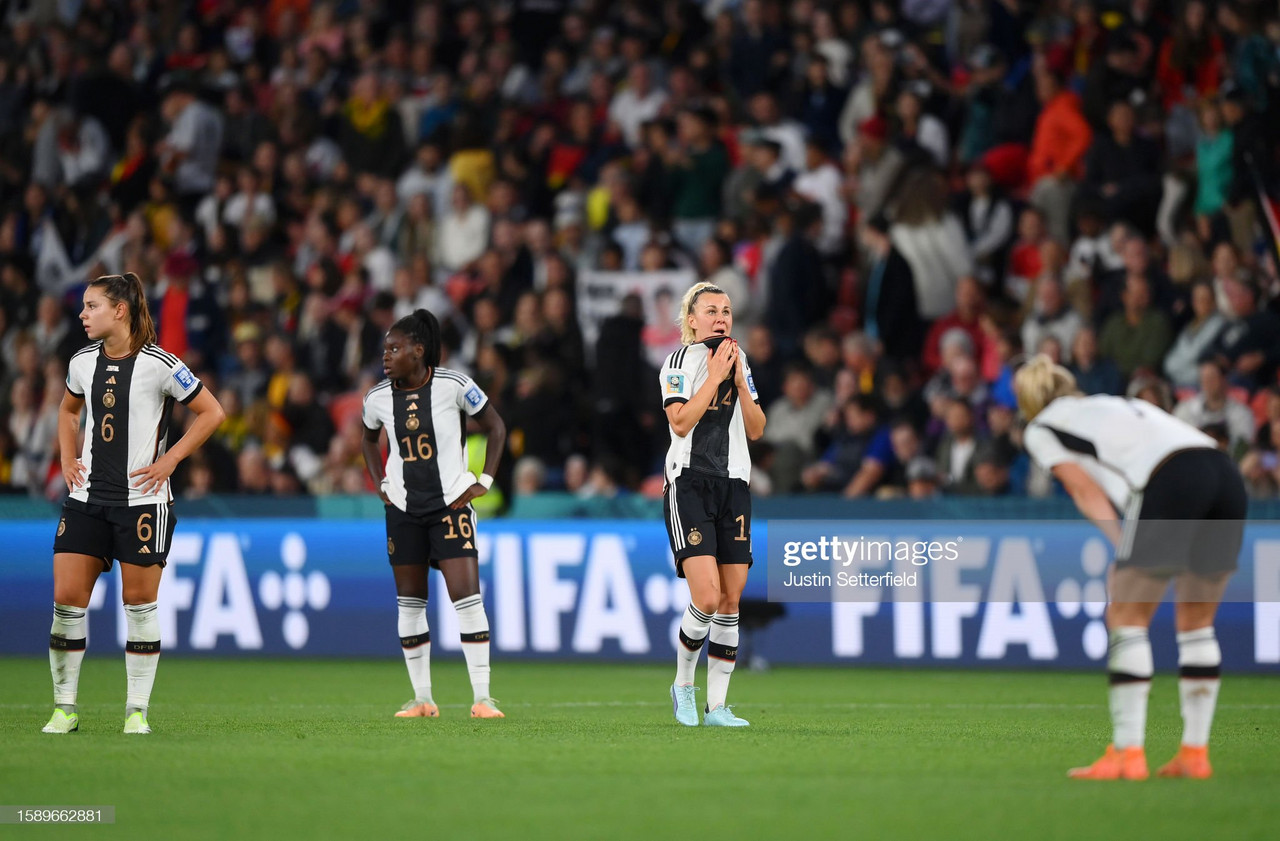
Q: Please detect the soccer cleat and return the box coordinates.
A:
[42,709,79,734]
[1158,745,1212,779]
[671,683,699,727]
[470,699,505,719]
[703,704,750,727]
[123,711,151,735]
[1067,744,1148,780]
[395,699,440,718]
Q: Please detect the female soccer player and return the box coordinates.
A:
[1016,354,1245,779]
[45,272,226,735]
[662,281,766,726]
[361,309,507,719]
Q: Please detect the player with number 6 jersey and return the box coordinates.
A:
[44,272,226,737]
[362,309,508,719]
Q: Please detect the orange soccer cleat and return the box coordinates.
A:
[395,700,440,718]
[1157,745,1212,779]
[470,699,505,719]
[1068,744,1149,780]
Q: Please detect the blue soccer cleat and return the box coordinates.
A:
[703,704,749,727]
[671,683,699,726]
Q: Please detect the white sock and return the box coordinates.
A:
[50,603,87,709]
[1107,626,1153,749]
[1176,627,1222,748]
[453,594,491,703]
[397,596,432,703]
[706,613,739,710]
[675,604,712,686]
[124,602,161,715]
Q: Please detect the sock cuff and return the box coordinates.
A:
[711,612,739,626]
[1177,626,1221,669]
[678,627,707,651]
[53,603,87,619]
[124,602,158,615]
[51,604,87,638]
[125,639,161,655]
[686,604,713,624]
[452,593,483,611]
[396,596,427,610]
[1108,625,1153,678]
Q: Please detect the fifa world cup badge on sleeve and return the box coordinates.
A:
[173,365,196,390]
[666,374,685,395]
[464,386,484,409]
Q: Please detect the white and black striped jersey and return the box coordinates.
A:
[362,367,490,514]
[661,340,759,484]
[66,341,204,506]
[1023,395,1217,512]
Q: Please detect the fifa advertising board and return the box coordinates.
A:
[1,519,1277,671]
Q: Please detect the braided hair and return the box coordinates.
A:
[88,272,157,353]
[390,308,442,368]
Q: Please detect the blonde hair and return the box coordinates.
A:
[1014,353,1081,420]
[677,281,726,345]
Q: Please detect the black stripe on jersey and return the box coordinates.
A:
[140,345,180,366]
[395,381,446,512]
[71,342,102,361]
[142,344,182,366]
[688,377,737,478]
[153,393,176,464]
[435,369,468,384]
[1040,425,1099,460]
[87,354,136,504]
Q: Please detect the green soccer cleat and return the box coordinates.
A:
[42,708,79,734]
[703,704,749,727]
[671,683,699,727]
[123,711,151,734]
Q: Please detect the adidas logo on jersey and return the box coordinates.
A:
[407,402,418,410]
[463,541,473,550]
[138,546,151,554]
[106,376,117,384]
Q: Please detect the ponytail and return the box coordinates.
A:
[391,308,442,367]
[88,271,158,353]
[677,281,726,345]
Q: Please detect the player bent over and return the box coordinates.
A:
[1017,355,1243,779]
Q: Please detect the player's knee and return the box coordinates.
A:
[52,586,91,609]
[121,586,158,605]
[717,595,740,614]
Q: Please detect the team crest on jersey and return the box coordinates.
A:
[464,386,484,408]
[666,374,686,395]
[387,537,395,556]
[688,527,702,546]
[57,519,66,536]
[102,391,116,408]
[406,415,420,431]
[172,365,196,390]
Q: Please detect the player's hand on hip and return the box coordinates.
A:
[449,483,486,509]
[62,458,86,491]
[707,338,737,383]
[130,454,177,495]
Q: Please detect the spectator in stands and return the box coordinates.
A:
[1098,274,1174,379]
[1164,279,1226,389]
[1174,360,1257,455]
[1027,66,1092,244]
[1022,275,1084,365]
[1069,325,1125,396]
[1205,276,1280,391]
[763,363,833,493]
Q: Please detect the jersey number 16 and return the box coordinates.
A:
[399,433,434,462]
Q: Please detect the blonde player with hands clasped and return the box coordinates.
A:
[661,282,766,726]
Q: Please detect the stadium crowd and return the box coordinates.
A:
[2,0,1280,505]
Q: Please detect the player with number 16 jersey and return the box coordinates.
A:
[362,309,507,720]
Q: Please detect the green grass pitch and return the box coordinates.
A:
[1,657,1277,840]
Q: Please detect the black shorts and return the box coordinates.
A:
[52,498,176,569]
[385,503,480,568]
[663,472,753,577]
[1117,448,1246,576]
